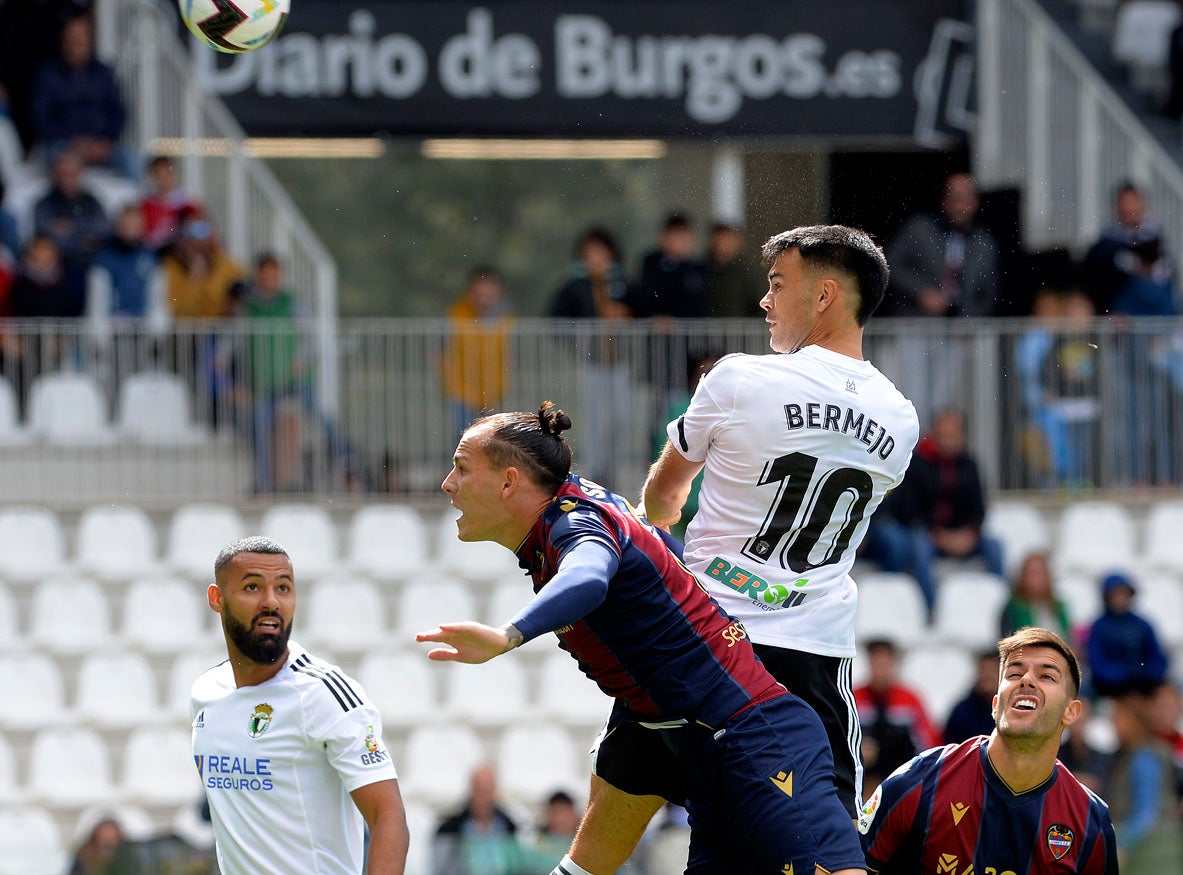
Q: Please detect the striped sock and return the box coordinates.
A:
[551,855,594,875]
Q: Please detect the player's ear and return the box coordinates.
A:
[1060,697,1083,728]
[990,693,1000,719]
[816,276,840,312]
[208,582,223,613]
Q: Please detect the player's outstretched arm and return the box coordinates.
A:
[416,621,516,663]
[351,779,409,874]
[641,440,704,528]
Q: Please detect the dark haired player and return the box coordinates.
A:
[858,627,1118,874]
[418,403,866,875]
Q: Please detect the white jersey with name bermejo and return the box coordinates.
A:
[668,346,919,657]
[191,642,397,875]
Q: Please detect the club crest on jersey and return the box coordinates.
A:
[1046,824,1073,860]
[248,703,274,738]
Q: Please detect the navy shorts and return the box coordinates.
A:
[663,693,864,875]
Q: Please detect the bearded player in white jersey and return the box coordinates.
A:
[554,225,920,875]
[191,536,409,874]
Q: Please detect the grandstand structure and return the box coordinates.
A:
[2,0,1183,873]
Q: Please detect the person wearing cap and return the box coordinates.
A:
[1086,571,1169,698]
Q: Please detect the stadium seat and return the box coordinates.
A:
[73,804,157,845]
[0,506,68,583]
[899,643,976,729]
[0,116,31,189]
[28,576,112,654]
[855,573,927,647]
[1136,576,1183,648]
[0,377,28,445]
[932,571,1011,649]
[393,578,478,644]
[117,371,206,444]
[356,652,440,729]
[0,807,69,875]
[436,511,524,584]
[0,584,18,652]
[27,727,114,807]
[259,505,338,579]
[75,653,159,730]
[1113,1,1181,68]
[172,799,215,852]
[444,658,532,728]
[402,801,438,875]
[1054,502,1137,579]
[0,654,66,731]
[120,727,204,806]
[496,725,582,805]
[483,581,534,629]
[536,651,612,729]
[1143,500,1183,575]
[0,733,18,803]
[303,577,388,652]
[122,577,213,654]
[26,372,116,445]
[983,501,1051,578]
[165,504,247,579]
[76,505,159,582]
[347,505,430,579]
[398,724,486,806]
[1056,573,1103,632]
[166,651,228,721]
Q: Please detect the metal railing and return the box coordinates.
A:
[92,0,340,415]
[3,318,1182,506]
[976,0,1183,257]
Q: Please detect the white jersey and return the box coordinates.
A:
[191,642,397,875]
[669,346,919,657]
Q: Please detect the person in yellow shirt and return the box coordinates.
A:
[441,267,512,441]
[162,219,244,319]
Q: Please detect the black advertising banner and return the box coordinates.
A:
[193,0,973,140]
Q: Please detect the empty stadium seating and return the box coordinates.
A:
[165,504,247,580]
[76,505,159,582]
[27,373,116,446]
[117,372,205,445]
[0,506,68,583]
[0,807,68,875]
[259,504,338,579]
[1054,501,1138,579]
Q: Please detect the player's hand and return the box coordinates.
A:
[415,622,511,664]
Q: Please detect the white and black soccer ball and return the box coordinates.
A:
[179,0,290,54]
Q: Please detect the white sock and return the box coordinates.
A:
[551,855,595,875]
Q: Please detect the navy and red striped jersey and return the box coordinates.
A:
[516,474,783,727]
[859,736,1118,875]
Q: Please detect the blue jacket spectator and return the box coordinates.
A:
[1110,239,1178,316]
[1083,183,1173,315]
[91,205,157,317]
[1086,572,1169,698]
[943,650,1000,744]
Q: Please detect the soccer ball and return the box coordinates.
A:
[179,0,290,54]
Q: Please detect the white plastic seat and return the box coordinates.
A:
[1055,502,1137,578]
[1056,573,1103,631]
[984,501,1052,578]
[118,371,205,444]
[899,643,976,730]
[122,577,212,654]
[0,506,68,583]
[0,376,28,445]
[0,654,65,730]
[121,727,204,805]
[0,584,18,652]
[303,577,387,652]
[0,734,19,803]
[27,728,114,807]
[1113,1,1181,68]
[1137,576,1183,648]
[167,652,228,721]
[26,372,115,445]
[356,652,439,729]
[1143,501,1183,575]
[75,653,159,729]
[398,724,486,806]
[76,505,158,582]
[0,116,31,191]
[0,807,69,875]
[536,651,612,728]
[483,581,534,629]
[444,659,531,728]
[496,725,582,805]
[259,505,338,579]
[166,504,247,580]
[73,805,157,845]
[855,573,927,647]
[28,576,112,654]
[933,572,1011,649]
[436,511,525,583]
[348,505,429,579]
[394,578,477,644]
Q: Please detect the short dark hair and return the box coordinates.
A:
[214,536,290,579]
[148,154,175,171]
[761,225,889,326]
[256,251,280,270]
[470,401,573,493]
[547,790,575,806]
[576,228,620,263]
[663,212,692,232]
[1115,180,1141,199]
[997,627,1082,697]
[466,265,503,285]
[864,638,898,656]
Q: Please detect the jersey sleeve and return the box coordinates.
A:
[858,755,927,870]
[301,671,398,792]
[665,353,746,463]
[549,500,623,565]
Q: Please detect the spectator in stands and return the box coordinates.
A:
[854,638,942,795]
[1057,697,1108,793]
[140,154,201,253]
[1148,681,1183,776]
[1083,183,1172,315]
[0,175,19,263]
[69,816,124,875]
[636,212,707,319]
[1016,287,1064,486]
[433,763,523,875]
[33,148,108,315]
[523,790,583,872]
[31,14,136,179]
[999,551,1072,641]
[1105,691,1183,871]
[1038,289,1101,486]
[874,408,1006,616]
[162,218,243,319]
[549,227,635,485]
[944,649,1001,744]
[440,266,512,442]
[90,204,160,320]
[1112,237,1178,317]
[1086,572,1170,698]
[9,233,70,317]
[704,223,763,318]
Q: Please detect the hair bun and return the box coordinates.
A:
[537,401,572,437]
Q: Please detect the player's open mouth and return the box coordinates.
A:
[1011,696,1038,711]
[255,618,282,634]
